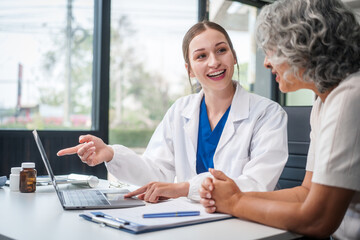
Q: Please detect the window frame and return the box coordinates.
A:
[0,0,111,179]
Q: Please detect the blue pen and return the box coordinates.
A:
[143,211,200,218]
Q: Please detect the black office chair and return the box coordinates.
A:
[277,106,312,189]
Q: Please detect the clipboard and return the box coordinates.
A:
[79,198,232,234]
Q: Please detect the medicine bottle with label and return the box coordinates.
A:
[19,162,37,193]
[9,167,22,191]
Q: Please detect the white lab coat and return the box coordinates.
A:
[105,82,288,201]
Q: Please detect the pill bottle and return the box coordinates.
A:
[19,162,37,193]
[9,167,22,191]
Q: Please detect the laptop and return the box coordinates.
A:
[32,129,145,210]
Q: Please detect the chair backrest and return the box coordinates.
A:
[277,106,312,189]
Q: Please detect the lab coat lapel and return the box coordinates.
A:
[215,83,249,154]
[182,91,204,170]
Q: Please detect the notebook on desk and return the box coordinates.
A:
[32,129,145,210]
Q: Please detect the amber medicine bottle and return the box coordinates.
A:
[20,162,37,193]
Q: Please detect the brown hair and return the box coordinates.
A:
[182,21,239,90]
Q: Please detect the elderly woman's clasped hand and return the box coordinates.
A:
[199,168,243,214]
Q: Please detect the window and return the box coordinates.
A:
[0,0,95,130]
[109,0,197,152]
[0,0,109,179]
[285,90,315,106]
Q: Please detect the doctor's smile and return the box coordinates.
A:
[207,69,226,81]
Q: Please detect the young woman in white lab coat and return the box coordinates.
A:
[57,21,288,202]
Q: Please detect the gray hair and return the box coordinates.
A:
[256,0,360,93]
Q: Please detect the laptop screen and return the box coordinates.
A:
[32,130,62,197]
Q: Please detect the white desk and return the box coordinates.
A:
[0,181,300,240]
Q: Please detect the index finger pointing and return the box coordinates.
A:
[57,145,81,156]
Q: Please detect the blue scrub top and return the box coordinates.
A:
[196,97,231,174]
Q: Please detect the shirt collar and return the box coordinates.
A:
[182,81,250,122]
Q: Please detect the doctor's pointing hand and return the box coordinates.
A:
[57,134,190,202]
[57,134,113,166]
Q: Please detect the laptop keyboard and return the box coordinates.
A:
[63,190,109,207]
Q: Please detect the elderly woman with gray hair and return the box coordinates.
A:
[199,0,360,239]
